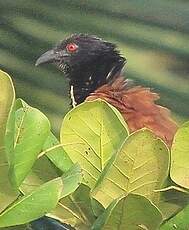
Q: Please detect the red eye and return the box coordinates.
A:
[66,43,78,52]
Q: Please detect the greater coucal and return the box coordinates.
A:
[36,34,177,147]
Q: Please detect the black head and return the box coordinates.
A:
[36,34,126,105]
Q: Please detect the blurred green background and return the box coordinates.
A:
[1,0,189,134]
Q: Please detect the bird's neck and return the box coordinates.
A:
[68,58,126,106]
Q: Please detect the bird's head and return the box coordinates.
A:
[36,34,126,104]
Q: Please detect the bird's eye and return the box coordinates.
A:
[66,43,78,53]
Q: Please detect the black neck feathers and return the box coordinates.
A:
[69,56,126,105]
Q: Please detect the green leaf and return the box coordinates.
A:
[20,155,59,194]
[156,181,189,220]
[5,99,29,163]
[92,129,169,208]
[48,184,96,230]
[61,163,83,198]
[0,177,62,227]
[43,132,73,173]
[91,198,105,218]
[1,225,29,230]
[4,99,16,165]
[9,105,51,188]
[60,100,129,188]
[92,194,163,230]
[0,70,19,212]
[160,202,189,229]
[170,121,189,189]
[15,98,29,110]
[21,157,82,201]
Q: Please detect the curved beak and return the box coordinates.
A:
[35,49,57,66]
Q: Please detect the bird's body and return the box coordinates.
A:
[86,77,177,146]
[36,34,178,147]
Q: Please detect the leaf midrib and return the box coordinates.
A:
[14,107,29,148]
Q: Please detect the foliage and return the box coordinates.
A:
[170,122,189,189]
[1,69,189,229]
[0,0,189,134]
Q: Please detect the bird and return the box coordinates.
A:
[36,33,178,147]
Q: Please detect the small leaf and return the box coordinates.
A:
[170,121,189,189]
[15,98,29,110]
[91,198,105,218]
[48,184,96,230]
[92,194,163,230]
[0,177,62,227]
[9,105,51,188]
[21,158,82,199]
[0,70,19,212]
[20,155,59,194]
[43,132,73,172]
[61,163,83,198]
[60,100,129,188]
[157,185,189,221]
[92,129,169,208]
[160,202,189,229]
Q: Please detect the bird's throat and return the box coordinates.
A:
[68,58,126,106]
[69,76,97,106]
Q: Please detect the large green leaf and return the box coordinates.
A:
[9,105,51,188]
[48,184,96,230]
[160,202,189,229]
[170,121,189,189]
[92,194,163,230]
[92,129,169,208]
[60,100,129,188]
[42,132,73,173]
[0,177,62,227]
[0,70,19,212]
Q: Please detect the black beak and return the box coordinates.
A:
[35,49,58,66]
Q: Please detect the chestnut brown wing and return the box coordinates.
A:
[86,77,178,147]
